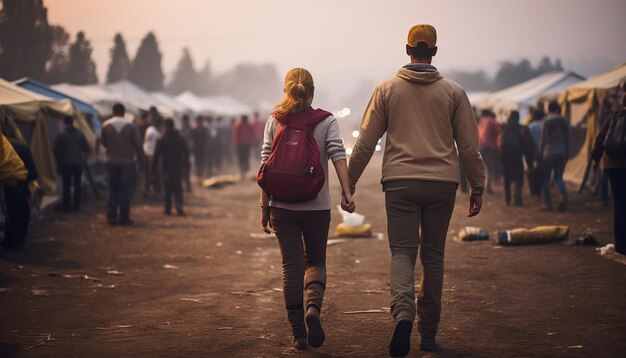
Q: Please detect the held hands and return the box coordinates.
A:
[468,194,482,217]
[260,206,272,234]
[341,191,356,213]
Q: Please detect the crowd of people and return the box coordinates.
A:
[474,100,576,211]
[97,105,267,224]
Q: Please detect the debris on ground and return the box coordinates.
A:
[90,284,116,289]
[497,226,569,245]
[457,226,490,241]
[327,238,348,246]
[250,233,276,239]
[202,175,239,188]
[342,307,390,314]
[26,333,54,350]
[180,298,202,303]
[0,288,10,294]
[163,264,179,269]
[597,244,626,265]
[31,289,50,297]
[575,228,598,246]
[335,205,372,238]
[106,270,124,276]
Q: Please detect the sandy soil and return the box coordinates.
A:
[1,155,625,357]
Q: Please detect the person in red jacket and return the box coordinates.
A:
[232,115,257,180]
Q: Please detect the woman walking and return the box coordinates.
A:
[259,68,355,350]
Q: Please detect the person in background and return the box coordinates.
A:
[191,116,208,184]
[53,116,90,212]
[143,114,162,198]
[260,68,355,351]
[1,128,36,250]
[592,81,626,255]
[212,116,224,173]
[527,106,545,201]
[499,111,535,206]
[101,103,144,226]
[232,115,256,180]
[179,114,193,193]
[347,24,485,356]
[252,111,266,158]
[540,100,569,211]
[153,118,190,216]
[136,111,150,143]
[478,109,500,194]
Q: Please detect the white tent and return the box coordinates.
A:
[176,92,251,116]
[151,91,192,115]
[52,83,143,115]
[0,78,95,194]
[105,81,176,117]
[476,71,585,122]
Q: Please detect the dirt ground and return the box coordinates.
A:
[1,155,625,357]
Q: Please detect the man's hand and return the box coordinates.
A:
[468,194,482,217]
[260,206,272,234]
[341,191,356,213]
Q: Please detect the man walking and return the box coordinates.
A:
[152,118,190,216]
[347,24,485,356]
[53,116,90,212]
[232,115,256,180]
[101,103,144,226]
[540,100,569,211]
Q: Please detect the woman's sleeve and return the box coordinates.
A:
[260,117,275,163]
[325,116,346,163]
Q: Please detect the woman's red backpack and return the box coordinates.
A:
[257,108,331,203]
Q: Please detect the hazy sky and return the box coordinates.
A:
[46,0,626,106]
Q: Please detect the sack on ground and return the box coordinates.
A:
[497,225,569,245]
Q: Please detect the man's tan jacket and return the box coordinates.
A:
[348,66,485,194]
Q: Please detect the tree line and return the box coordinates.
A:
[446,56,565,92]
[0,0,281,108]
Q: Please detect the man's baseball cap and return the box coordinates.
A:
[407,24,437,48]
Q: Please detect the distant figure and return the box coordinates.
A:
[191,116,208,183]
[1,134,37,250]
[143,114,162,198]
[540,100,569,211]
[592,81,626,255]
[232,115,256,180]
[499,111,535,206]
[478,109,500,193]
[101,103,144,226]
[179,114,193,192]
[153,118,190,216]
[347,24,484,356]
[212,116,225,173]
[252,111,266,157]
[53,116,90,212]
[527,106,545,200]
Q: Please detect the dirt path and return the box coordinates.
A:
[1,156,624,357]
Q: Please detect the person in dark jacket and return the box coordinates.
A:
[592,81,626,255]
[499,111,536,206]
[53,116,90,212]
[2,137,38,249]
[191,116,208,184]
[153,118,190,216]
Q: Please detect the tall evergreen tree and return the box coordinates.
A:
[66,31,98,85]
[166,47,197,95]
[0,0,52,81]
[128,32,164,91]
[196,60,214,96]
[106,33,131,84]
[45,25,71,84]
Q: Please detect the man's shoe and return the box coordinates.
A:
[292,336,308,350]
[164,210,172,216]
[107,218,117,226]
[305,306,325,348]
[118,219,134,226]
[557,200,567,212]
[419,337,438,351]
[389,319,412,357]
[176,209,186,217]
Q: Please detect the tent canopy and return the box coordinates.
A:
[106,81,183,117]
[176,91,251,116]
[0,77,95,194]
[477,71,585,122]
[14,78,101,135]
[53,83,144,116]
[561,62,626,186]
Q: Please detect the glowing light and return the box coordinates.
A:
[352,130,359,138]
[375,145,382,152]
[346,147,353,156]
